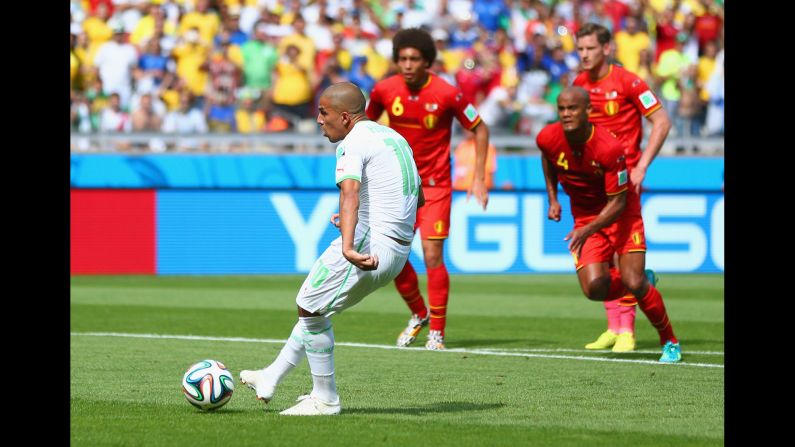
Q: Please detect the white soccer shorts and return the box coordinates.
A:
[296,230,411,317]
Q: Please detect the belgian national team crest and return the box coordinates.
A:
[604,101,620,116]
[423,114,438,129]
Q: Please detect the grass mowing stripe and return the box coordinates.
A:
[71,332,723,369]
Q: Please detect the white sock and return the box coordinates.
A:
[264,322,306,386]
[299,316,338,405]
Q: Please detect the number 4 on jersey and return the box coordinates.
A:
[557,152,569,170]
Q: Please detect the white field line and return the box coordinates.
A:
[483,347,724,356]
[71,332,724,369]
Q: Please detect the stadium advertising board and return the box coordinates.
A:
[71,154,723,275]
[71,189,723,274]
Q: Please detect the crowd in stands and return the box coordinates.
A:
[70,0,724,151]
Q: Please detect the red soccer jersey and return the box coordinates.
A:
[366,73,482,187]
[573,64,663,168]
[536,122,638,219]
[694,14,722,50]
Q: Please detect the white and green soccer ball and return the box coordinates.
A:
[181,359,234,411]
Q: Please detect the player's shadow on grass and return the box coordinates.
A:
[345,401,506,415]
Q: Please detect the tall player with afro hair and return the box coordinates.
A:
[366,28,491,350]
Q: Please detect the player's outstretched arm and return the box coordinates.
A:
[634,107,672,193]
[338,178,379,270]
[468,121,491,210]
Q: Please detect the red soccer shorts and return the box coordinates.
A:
[571,211,647,270]
[416,186,451,240]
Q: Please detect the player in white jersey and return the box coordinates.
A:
[240,82,423,416]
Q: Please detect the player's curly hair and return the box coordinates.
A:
[392,28,437,68]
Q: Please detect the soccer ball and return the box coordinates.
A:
[181,359,235,411]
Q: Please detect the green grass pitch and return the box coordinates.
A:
[71,274,723,446]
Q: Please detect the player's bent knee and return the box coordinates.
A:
[584,276,611,301]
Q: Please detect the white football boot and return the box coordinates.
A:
[279,394,341,416]
[425,330,446,351]
[239,369,276,403]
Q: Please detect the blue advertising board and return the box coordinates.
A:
[155,190,723,274]
[71,153,723,274]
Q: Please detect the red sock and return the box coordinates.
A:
[618,295,637,333]
[394,261,427,319]
[427,263,450,335]
[636,285,678,345]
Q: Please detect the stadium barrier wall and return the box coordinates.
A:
[71,154,723,274]
[71,191,723,274]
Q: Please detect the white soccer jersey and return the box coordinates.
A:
[334,120,421,242]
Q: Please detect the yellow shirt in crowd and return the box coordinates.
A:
[178,11,220,47]
[614,31,650,74]
[697,56,716,101]
[235,109,267,134]
[272,62,312,105]
[130,15,177,47]
[278,34,317,72]
[172,43,210,96]
[82,16,112,66]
